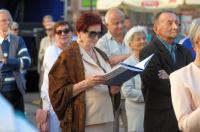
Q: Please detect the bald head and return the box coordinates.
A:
[105,8,124,24]
[104,8,125,37]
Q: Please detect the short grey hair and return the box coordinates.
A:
[104,8,124,24]
[0,9,13,22]
[11,21,19,29]
[124,25,147,47]
[188,18,200,47]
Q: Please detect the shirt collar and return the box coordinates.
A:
[157,36,176,49]
[106,31,113,40]
[0,34,11,44]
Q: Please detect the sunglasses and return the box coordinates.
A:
[87,31,103,39]
[13,28,19,31]
[56,28,71,35]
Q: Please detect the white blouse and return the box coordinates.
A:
[170,62,200,132]
[41,45,62,110]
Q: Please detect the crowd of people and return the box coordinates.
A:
[0,6,199,132]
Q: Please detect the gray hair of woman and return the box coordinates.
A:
[124,25,147,47]
[188,18,200,47]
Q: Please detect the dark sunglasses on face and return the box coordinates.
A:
[13,28,19,31]
[56,28,71,35]
[87,31,103,39]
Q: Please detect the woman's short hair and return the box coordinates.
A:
[76,12,104,33]
[188,18,200,47]
[124,25,147,47]
[54,21,73,32]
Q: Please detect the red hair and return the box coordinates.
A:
[76,12,104,33]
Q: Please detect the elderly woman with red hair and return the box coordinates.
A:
[48,13,120,132]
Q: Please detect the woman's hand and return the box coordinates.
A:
[158,70,169,80]
[110,86,121,95]
[83,75,106,89]
[73,75,106,97]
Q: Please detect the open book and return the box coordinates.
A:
[104,54,154,86]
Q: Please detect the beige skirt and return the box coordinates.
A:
[85,122,113,132]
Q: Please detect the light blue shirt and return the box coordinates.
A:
[96,32,131,58]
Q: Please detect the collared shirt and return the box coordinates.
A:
[157,36,177,64]
[96,31,131,58]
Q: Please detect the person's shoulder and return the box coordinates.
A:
[97,33,108,44]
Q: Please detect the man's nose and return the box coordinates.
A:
[172,22,178,29]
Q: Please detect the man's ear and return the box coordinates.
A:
[153,23,159,35]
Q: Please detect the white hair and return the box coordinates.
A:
[124,25,147,47]
[104,8,124,24]
[188,18,200,47]
[0,9,13,22]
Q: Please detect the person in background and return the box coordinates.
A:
[0,9,31,113]
[41,21,73,132]
[178,34,196,60]
[48,12,120,132]
[170,18,200,132]
[139,11,193,132]
[0,94,37,132]
[10,21,19,36]
[35,15,54,54]
[122,26,147,132]
[38,21,55,89]
[124,16,132,32]
[96,8,130,132]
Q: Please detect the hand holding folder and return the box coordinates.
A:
[104,54,154,86]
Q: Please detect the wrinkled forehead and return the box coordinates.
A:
[108,12,124,24]
[158,12,178,23]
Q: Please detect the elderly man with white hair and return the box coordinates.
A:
[122,26,147,132]
[0,9,31,113]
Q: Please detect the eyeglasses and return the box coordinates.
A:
[87,31,103,39]
[13,28,19,31]
[55,28,71,35]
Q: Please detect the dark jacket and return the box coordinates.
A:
[139,36,193,132]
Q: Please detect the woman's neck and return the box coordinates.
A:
[57,42,69,50]
[132,51,139,59]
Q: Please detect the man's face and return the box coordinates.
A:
[0,12,11,33]
[155,12,179,42]
[124,18,132,31]
[106,13,125,37]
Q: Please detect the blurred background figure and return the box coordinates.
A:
[170,18,200,132]
[38,21,55,89]
[35,15,54,54]
[10,21,19,36]
[0,94,37,132]
[42,15,53,28]
[122,26,147,132]
[124,16,132,32]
